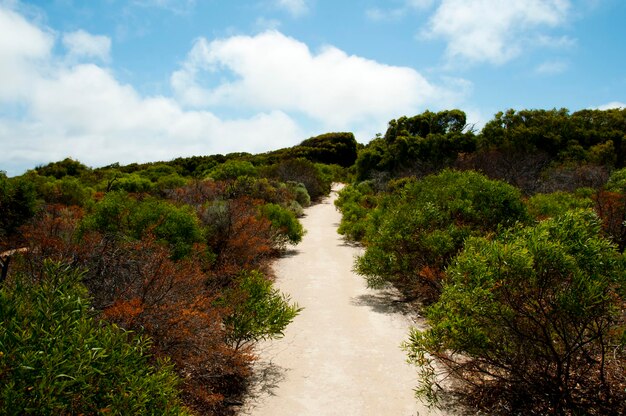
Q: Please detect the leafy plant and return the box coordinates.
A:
[259,203,305,249]
[220,270,302,351]
[0,261,188,415]
[355,170,527,300]
[406,210,626,415]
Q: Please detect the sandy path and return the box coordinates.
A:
[241,185,442,416]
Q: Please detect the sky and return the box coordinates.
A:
[1,0,625,176]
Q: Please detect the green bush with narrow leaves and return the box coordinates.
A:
[220,270,302,351]
[207,160,257,181]
[259,203,305,249]
[81,192,203,259]
[525,190,592,220]
[355,169,528,299]
[0,261,188,415]
[334,181,376,241]
[406,210,626,415]
[606,167,626,192]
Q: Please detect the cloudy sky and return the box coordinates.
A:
[1,0,625,176]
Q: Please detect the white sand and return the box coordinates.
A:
[242,185,444,416]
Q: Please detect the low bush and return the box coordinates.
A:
[355,170,527,300]
[220,270,302,352]
[259,203,305,249]
[0,261,188,415]
[406,210,626,415]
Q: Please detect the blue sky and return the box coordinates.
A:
[1,0,625,176]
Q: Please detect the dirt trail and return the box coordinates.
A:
[242,185,442,416]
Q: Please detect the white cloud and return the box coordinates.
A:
[535,60,568,75]
[597,101,626,110]
[0,6,470,176]
[0,6,302,175]
[0,5,53,101]
[423,0,572,65]
[275,0,309,17]
[171,31,462,132]
[62,30,111,62]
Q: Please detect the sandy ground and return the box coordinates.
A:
[241,185,444,416]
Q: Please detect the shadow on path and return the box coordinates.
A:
[350,289,413,316]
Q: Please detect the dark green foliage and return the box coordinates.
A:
[0,261,188,415]
[356,110,476,181]
[384,110,467,141]
[526,190,593,220]
[296,132,358,167]
[480,108,626,166]
[220,270,302,351]
[407,210,626,415]
[81,192,203,259]
[34,158,90,179]
[207,160,257,181]
[267,158,331,200]
[0,173,38,239]
[259,203,305,248]
[355,170,527,299]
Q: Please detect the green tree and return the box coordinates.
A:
[34,158,90,179]
[406,210,626,415]
[355,110,475,181]
[297,132,358,167]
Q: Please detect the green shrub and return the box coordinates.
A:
[0,261,188,415]
[406,210,626,414]
[0,173,38,238]
[155,174,188,191]
[111,174,155,193]
[267,158,331,200]
[220,270,302,351]
[286,181,311,207]
[606,167,626,192]
[81,192,203,259]
[526,191,592,220]
[355,170,528,299]
[207,160,257,181]
[334,181,376,242]
[259,203,305,248]
[37,176,94,207]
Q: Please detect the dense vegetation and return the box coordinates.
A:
[0,261,188,415]
[336,108,626,415]
[3,106,626,415]
[0,134,352,415]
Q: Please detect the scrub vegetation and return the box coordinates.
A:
[3,107,626,415]
[335,108,626,415]
[0,132,353,415]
